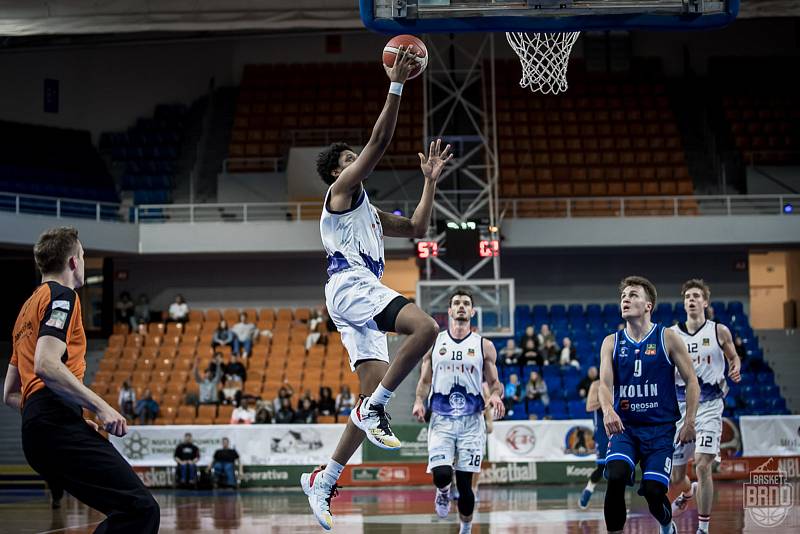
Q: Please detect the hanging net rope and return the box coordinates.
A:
[505,31,580,95]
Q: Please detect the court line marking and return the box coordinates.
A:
[36,520,103,534]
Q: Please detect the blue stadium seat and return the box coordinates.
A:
[527,399,547,418]
[586,304,602,319]
[756,371,775,385]
[760,384,780,398]
[551,304,567,319]
[724,395,738,409]
[548,400,569,419]
[509,402,528,420]
[568,400,586,417]
[544,376,562,396]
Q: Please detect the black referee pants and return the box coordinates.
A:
[22,389,160,533]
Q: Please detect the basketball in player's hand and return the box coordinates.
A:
[383,35,428,79]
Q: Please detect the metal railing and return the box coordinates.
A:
[0,191,124,222]
[2,191,796,224]
[500,195,800,219]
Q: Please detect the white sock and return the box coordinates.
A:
[698,514,710,532]
[586,481,596,492]
[369,383,394,407]
[437,486,449,495]
[459,520,472,534]
[322,459,345,486]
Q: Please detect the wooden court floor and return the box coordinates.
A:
[0,482,797,533]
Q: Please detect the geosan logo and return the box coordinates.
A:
[505,425,536,455]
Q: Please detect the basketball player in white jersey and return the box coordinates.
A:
[669,279,741,534]
[301,47,453,531]
[412,289,505,534]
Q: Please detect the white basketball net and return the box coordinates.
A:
[506,31,580,95]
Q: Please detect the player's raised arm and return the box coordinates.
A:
[482,338,505,419]
[412,349,434,421]
[378,139,453,238]
[330,46,418,198]
[716,323,742,383]
[598,334,623,435]
[665,328,699,444]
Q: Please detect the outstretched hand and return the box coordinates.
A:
[384,45,419,84]
[419,139,453,182]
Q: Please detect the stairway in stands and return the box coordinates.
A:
[759,329,800,413]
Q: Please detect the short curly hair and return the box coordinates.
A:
[316,142,353,185]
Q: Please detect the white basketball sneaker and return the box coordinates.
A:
[300,465,340,531]
[434,488,450,518]
[671,481,697,517]
[350,395,401,450]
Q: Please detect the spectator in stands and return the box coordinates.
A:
[317,387,336,416]
[212,320,234,350]
[255,402,273,424]
[540,338,560,366]
[135,389,159,425]
[273,384,295,413]
[275,397,295,424]
[734,335,747,361]
[335,385,355,416]
[577,366,598,399]
[231,312,257,358]
[297,389,317,412]
[212,438,242,489]
[504,373,522,414]
[168,294,189,323]
[521,339,540,367]
[230,398,256,424]
[207,352,225,376]
[537,324,555,347]
[116,292,135,329]
[174,433,200,487]
[559,336,579,368]
[305,308,329,350]
[499,339,522,366]
[519,325,539,352]
[525,371,549,406]
[294,397,318,424]
[133,293,151,327]
[225,354,247,383]
[118,380,136,421]
[194,358,222,405]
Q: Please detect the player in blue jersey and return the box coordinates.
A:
[598,276,699,534]
[578,378,606,509]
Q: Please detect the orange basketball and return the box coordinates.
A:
[382,34,428,80]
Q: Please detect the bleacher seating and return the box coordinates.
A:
[99,104,186,205]
[499,300,789,420]
[723,94,800,165]
[95,307,358,425]
[228,63,424,172]
[0,121,117,203]
[495,62,697,217]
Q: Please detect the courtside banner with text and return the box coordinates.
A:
[740,415,800,457]
[488,420,597,462]
[109,424,362,466]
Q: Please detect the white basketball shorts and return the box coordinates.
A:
[672,398,724,466]
[427,412,486,474]
[325,268,402,371]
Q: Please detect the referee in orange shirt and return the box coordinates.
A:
[2,227,159,533]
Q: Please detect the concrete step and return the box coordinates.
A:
[758,329,800,413]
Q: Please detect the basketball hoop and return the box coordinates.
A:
[506,31,580,95]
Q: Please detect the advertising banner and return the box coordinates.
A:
[740,416,800,457]
[488,420,597,463]
[109,424,362,466]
